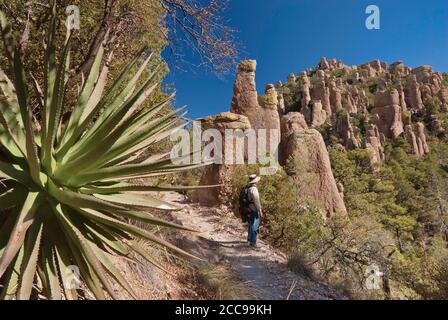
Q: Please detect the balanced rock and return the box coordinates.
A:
[230,60,264,129]
[193,112,251,206]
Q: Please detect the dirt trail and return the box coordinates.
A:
[165,192,344,300]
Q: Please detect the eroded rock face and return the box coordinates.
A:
[276,81,286,114]
[193,112,251,206]
[260,84,281,127]
[279,112,308,165]
[311,71,332,118]
[405,75,424,110]
[403,122,430,158]
[284,128,347,218]
[329,79,343,113]
[300,71,312,111]
[310,100,327,127]
[221,57,443,215]
[390,60,410,76]
[439,87,448,111]
[365,123,385,167]
[372,89,404,140]
[337,112,361,150]
[404,125,420,157]
[415,122,430,156]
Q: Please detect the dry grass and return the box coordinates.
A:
[198,264,255,300]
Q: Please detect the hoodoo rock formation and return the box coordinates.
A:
[230,61,347,218]
[193,112,251,206]
[280,113,347,217]
[197,57,444,217]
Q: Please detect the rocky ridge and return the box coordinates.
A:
[194,57,448,218]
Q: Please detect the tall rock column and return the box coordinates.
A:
[329,78,343,113]
[230,60,264,129]
[311,70,332,119]
[230,60,281,164]
[300,71,312,117]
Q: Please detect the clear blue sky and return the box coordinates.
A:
[163,0,448,120]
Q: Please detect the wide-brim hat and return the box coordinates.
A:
[248,174,260,184]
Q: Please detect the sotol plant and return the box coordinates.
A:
[0,9,204,299]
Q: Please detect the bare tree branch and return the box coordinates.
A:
[160,0,238,75]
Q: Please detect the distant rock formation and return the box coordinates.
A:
[203,57,445,216]
[405,75,424,110]
[365,123,385,167]
[337,112,361,150]
[372,89,404,140]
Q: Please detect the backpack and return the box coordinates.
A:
[238,185,253,223]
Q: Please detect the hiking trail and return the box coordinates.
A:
[165,192,344,300]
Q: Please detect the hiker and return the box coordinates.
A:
[245,174,263,248]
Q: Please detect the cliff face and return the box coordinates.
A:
[199,57,447,218]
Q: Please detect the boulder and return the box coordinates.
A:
[390,60,410,76]
[279,112,308,164]
[283,127,347,218]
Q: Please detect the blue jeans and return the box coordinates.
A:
[247,211,260,247]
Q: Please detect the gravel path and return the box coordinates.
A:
[165,192,344,300]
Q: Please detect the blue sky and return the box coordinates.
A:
[163,0,448,120]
